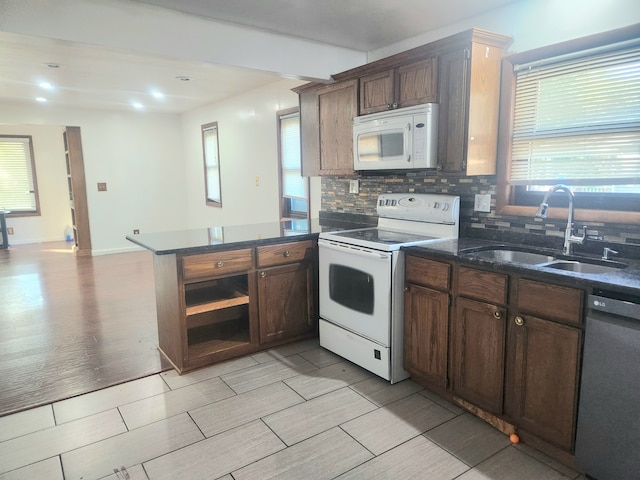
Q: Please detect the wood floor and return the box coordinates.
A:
[0,241,170,417]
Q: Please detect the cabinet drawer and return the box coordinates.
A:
[257,240,315,267]
[405,256,450,290]
[183,249,253,281]
[457,266,507,305]
[516,279,583,325]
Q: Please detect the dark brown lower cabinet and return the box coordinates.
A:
[504,314,582,451]
[257,261,315,344]
[153,240,317,374]
[403,284,449,388]
[404,255,587,463]
[451,296,506,415]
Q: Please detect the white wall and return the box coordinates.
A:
[0,124,70,244]
[180,78,322,228]
[369,0,640,60]
[0,78,321,254]
[0,103,186,254]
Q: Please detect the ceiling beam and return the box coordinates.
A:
[0,0,367,81]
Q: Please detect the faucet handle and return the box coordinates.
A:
[602,247,619,260]
[571,225,587,243]
[580,225,587,238]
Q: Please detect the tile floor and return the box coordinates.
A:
[0,339,586,480]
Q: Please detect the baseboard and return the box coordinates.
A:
[90,245,145,256]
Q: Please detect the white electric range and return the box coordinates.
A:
[318,193,460,383]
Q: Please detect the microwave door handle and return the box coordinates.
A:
[405,123,412,164]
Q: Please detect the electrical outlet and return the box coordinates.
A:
[255,176,260,186]
[349,179,359,194]
[97,182,107,191]
[133,229,140,234]
[7,227,14,235]
[474,194,492,213]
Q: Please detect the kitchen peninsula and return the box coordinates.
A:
[127,219,325,373]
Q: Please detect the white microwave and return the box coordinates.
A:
[353,103,438,171]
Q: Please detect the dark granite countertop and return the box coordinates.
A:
[405,238,640,297]
[125,217,371,255]
[126,219,328,255]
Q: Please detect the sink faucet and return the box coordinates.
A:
[534,184,587,256]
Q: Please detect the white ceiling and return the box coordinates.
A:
[129,0,518,51]
[0,0,520,114]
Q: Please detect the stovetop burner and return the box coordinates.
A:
[328,228,440,246]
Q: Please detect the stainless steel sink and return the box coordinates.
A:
[463,246,627,275]
[464,248,555,265]
[541,259,626,275]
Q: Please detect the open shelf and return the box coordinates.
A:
[187,304,249,329]
[187,317,251,359]
[185,289,249,316]
[184,273,252,360]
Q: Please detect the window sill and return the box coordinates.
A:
[496,204,640,225]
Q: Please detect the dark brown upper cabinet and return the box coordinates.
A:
[359,57,438,115]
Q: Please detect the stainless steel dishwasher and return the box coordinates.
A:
[575,292,640,480]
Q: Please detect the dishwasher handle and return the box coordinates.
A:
[589,294,640,319]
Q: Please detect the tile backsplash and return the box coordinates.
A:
[321,173,640,259]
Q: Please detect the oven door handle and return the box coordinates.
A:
[319,240,391,260]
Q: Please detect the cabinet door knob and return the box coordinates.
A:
[514,316,524,326]
[216,261,224,268]
[493,310,502,319]
[386,104,392,110]
[392,102,399,109]
[283,250,290,257]
[260,271,266,278]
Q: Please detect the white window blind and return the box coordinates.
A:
[280,112,307,200]
[203,124,221,204]
[0,137,38,212]
[510,43,640,186]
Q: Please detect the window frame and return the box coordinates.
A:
[201,121,222,208]
[0,135,41,217]
[496,24,640,224]
[277,107,309,220]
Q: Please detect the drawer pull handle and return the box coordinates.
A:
[284,250,290,257]
[515,316,524,326]
[260,271,266,278]
[216,261,224,268]
[493,311,501,319]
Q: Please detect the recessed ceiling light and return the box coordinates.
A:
[36,97,47,102]
[132,102,144,110]
[151,90,164,99]
[176,76,191,81]
[45,63,62,69]
[39,82,54,90]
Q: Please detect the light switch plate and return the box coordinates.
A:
[349,179,359,194]
[474,194,491,212]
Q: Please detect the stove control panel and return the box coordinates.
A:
[376,193,460,224]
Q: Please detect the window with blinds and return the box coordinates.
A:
[508,40,640,206]
[0,136,39,214]
[202,122,222,207]
[278,110,308,219]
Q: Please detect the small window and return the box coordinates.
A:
[277,109,309,219]
[497,27,640,220]
[0,136,40,216]
[202,122,222,207]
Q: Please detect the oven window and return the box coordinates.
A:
[329,264,374,314]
